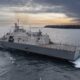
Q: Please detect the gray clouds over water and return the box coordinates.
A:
[0,0,80,15]
[0,0,80,22]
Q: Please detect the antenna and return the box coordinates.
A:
[17,19,19,26]
[14,19,20,30]
[17,19,23,29]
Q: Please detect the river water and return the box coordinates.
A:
[0,27,80,80]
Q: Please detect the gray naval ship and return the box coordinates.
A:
[0,22,80,61]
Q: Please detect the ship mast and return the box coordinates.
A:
[14,19,20,31]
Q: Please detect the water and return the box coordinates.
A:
[0,27,80,80]
[0,51,80,80]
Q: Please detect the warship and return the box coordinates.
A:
[0,22,80,61]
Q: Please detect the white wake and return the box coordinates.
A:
[72,57,80,68]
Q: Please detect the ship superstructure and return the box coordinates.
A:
[0,23,80,61]
[1,23,50,45]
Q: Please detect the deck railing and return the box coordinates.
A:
[39,43,78,52]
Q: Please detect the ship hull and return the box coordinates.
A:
[0,41,80,61]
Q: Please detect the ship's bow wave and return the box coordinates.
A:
[72,57,80,68]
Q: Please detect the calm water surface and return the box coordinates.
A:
[0,27,80,80]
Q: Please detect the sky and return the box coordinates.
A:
[0,0,80,26]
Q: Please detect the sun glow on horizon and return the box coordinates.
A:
[0,10,79,26]
[0,0,80,26]
[15,13,76,25]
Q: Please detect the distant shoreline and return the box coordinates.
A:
[45,25,80,29]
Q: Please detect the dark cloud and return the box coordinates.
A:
[33,0,80,17]
[0,0,80,18]
[0,0,27,6]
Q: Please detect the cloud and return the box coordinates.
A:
[0,0,27,6]
[0,1,64,13]
[33,0,80,17]
[0,0,80,25]
[16,13,74,25]
[0,0,80,18]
